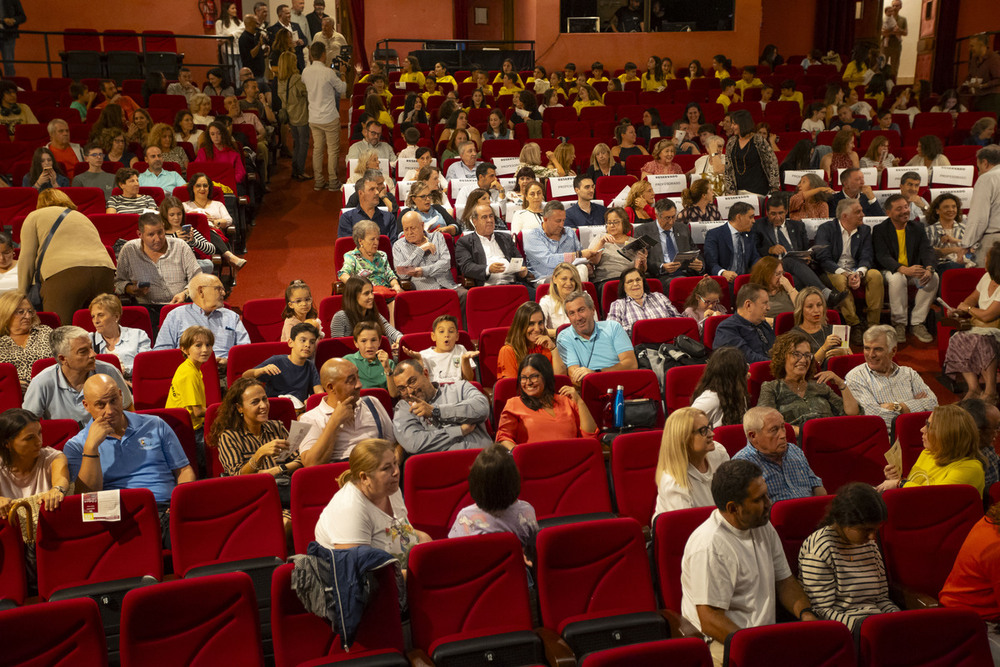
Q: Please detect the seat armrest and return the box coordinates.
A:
[406,648,435,667]
[534,627,576,667]
[890,583,940,609]
[659,609,706,640]
[332,280,345,295]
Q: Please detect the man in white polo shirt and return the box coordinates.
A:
[301,40,346,192]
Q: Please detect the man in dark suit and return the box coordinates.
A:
[814,199,884,344]
[713,283,776,363]
[704,201,758,282]
[753,194,848,308]
[455,202,533,292]
[268,3,308,71]
[872,194,938,343]
[635,198,704,291]
[829,167,884,217]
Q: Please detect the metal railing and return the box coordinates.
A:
[8,29,235,77]
[374,38,535,71]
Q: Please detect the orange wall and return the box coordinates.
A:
[362,0,456,65]
[17,1,218,82]
[759,0,817,60]
[956,0,994,41]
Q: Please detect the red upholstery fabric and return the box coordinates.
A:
[0,597,107,665]
[225,341,291,387]
[581,369,664,430]
[407,533,535,656]
[936,268,986,365]
[0,363,21,412]
[664,364,706,413]
[39,419,80,450]
[35,311,61,329]
[392,289,462,335]
[702,314,730,351]
[537,517,657,633]
[801,415,890,492]
[827,353,865,380]
[271,563,405,667]
[892,410,931,475]
[653,505,714,611]
[769,495,834,576]
[88,213,140,246]
[0,187,40,223]
[513,438,613,521]
[747,360,774,406]
[290,462,348,555]
[631,317,700,346]
[241,298,288,344]
[403,448,479,540]
[880,485,982,599]
[120,572,264,667]
[858,608,993,667]
[131,349,221,410]
[465,285,529,338]
[0,519,26,607]
[726,620,856,667]
[169,475,286,577]
[581,638,712,666]
[476,326,509,388]
[610,430,661,527]
[72,306,154,339]
[59,187,106,215]
[667,276,731,311]
[35,488,163,600]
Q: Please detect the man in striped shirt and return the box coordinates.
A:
[844,324,938,433]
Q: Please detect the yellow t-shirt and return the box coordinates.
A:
[166,357,206,430]
[736,78,763,94]
[573,99,602,114]
[684,75,702,89]
[778,91,805,111]
[399,72,426,87]
[493,72,524,87]
[715,69,731,80]
[435,75,458,88]
[618,73,639,84]
[895,228,908,266]
[587,75,609,85]
[716,93,734,112]
[498,85,524,96]
[904,450,985,496]
[421,90,442,103]
[842,62,868,88]
[641,72,662,92]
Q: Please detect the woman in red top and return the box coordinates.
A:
[495,354,597,449]
[195,120,247,185]
[939,502,1000,645]
[496,302,566,380]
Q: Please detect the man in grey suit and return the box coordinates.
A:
[752,194,848,308]
[635,198,704,291]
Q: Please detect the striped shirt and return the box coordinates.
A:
[798,525,900,630]
[606,292,681,337]
[844,362,939,432]
[216,419,297,476]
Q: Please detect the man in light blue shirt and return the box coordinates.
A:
[556,289,637,385]
[523,200,587,284]
[137,145,186,192]
[154,273,250,366]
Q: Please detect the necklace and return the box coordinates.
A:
[733,137,753,176]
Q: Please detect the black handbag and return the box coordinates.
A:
[27,207,72,311]
[623,399,659,429]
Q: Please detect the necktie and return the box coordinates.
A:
[733,233,745,273]
[664,231,677,263]
[776,225,791,251]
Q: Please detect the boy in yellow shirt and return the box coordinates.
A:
[498,71,524,97]
[166,325,213,446]
[778,79,805,112]
[421,76,442,103]
[370,75,393,104]
[716,79,739,112]
[587,61,609,85]
[735,66,763,95]
[359,61,385,84]
[563,62,578,88]
[618,62,640,84]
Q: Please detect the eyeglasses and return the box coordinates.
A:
[519,373,543,384]
[412,194,431,200]
[87,152,104,159]
[693,425,713,437]
[789,351,812,361]
[13,308,33,317]
[699,296,720,308]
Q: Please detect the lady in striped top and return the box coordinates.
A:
[797,483,900,631]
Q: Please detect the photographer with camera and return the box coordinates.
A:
[302,40,347,192]
[239,14,270,81]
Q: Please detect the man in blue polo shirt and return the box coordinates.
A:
[556,289,637,386]
[64,374,195,508]
[733,406,826,502]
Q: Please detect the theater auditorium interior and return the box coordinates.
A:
[0,0,999,665]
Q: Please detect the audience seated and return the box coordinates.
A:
[525,201,595,285]
[705,201,759,282]
[556,289,637,384]
[338,220,404,298]
[830,167,885,217]
[957,397,1000,490]
[346,320,396,395]
[750,256,798,318]
[94,79,140,121]
[732,406,827,501]
[71,142,116,200]
[106,168,157,215]
[154,274,250,365]
[138,145,187,192]
[0,290,53,390]
[88,293,150,380]
[244,322,321,404]
[45,119,83,177]
[337,170,395,238]
[653,406,730,522]
[691,347,749,428]
[166,67,200,101]
[195,121,247,185]
[683,277,728,333]
[791,287,851,367]
[943,242,1000,402]
[498,301,567,380]
[396,180,459,237]
[455,203,530,287]
[713,283,775,363]
[0,80,37,137]
[392,210,467,306]
[0,408,69,517]
[115,212,204,308]
[23,147,70,191]
[328,276,401,344]
[607,266,681,336]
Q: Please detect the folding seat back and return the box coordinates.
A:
[408,533,543,664]
[290,462,349,554]
[880,485,982,600]
[0,187,38,223]
[271,563,406,667]
[594,174,637,202]
[711,424,750,458]
[631,317,699,347]
[39,419,80,450]
[610,430,661,526]
[537,517,668,657]
[858,608,993,667]
[476,326,509,388]
[702,314,730,351]
[120,572,263,667]
[403,448,480,539]
[393,289,462,334]
[241,298,288,343]
[225,341,291,387]
[769,495,833,575]
[59,187,107,216]
[464,284,529,338]
[663,364,706,414]
[513,438,614,523]
[581,369,664,431]
[725,620,856,667]
[131,349,221,410]
[0,518,26,608]
[0,597,108,666]
[826,353,866,380]
[801,415,889,492]
[652,505,714,611]
[72,306,153,339]
[747,360,774,406]
[580,637,711,666]
[136,409,198,476]
[0,363,21,411]
[892,410,930,474]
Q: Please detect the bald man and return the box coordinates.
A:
[298,358,395,466]
[154,274,250,366]
[64,375,195,509]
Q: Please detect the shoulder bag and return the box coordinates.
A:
[27,207,72,311]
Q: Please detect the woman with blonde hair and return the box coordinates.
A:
[518,142,556,179]
[676,178,721,223]
[792,286,849,368]
[276,50,310,181]
[189,93,214,126]
[623,179,655,223]
[641,139,684,176]
[878,405,986,496]
[126,108,153,148]
[859,135,898,173]
[545,142,576,178]
[314,438,431,567]
[147,122,188,172]
[653,407,730,522]
[539,262,587,333]
[585,142,625,182]
[351,149,381,184]
[0,291,53,389]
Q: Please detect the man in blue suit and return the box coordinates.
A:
[704,201,759,283]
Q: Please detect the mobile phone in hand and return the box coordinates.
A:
[138,281,150,289]
[181,224,192,233]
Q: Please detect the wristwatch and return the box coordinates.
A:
[278,463,289,474]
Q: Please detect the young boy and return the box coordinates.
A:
[735,66,763,95]
[69,82,95,123]
[397,126,422,160]
[167,325,214,440]
[759,84,774,111]
[244,322,321,408]
[420,315,477,384]
[359,60,385,83]
[464,66,484,84]
[716,78,739,112]
[563,62,578,86]
[801,102,826,136]
[498,72,523,97]
[587,61,609,85]
[421,75,441,103]
[371,75,393,104]
[778,79,804,112]
[345,321,397,396]
[618,62,640,83]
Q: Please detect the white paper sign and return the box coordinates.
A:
[863,216,885,228]
[783,169,825,186]
[505,257,523,274]
[646,173,687,195]
[498,177,516,190]
[929,187,974,210]
[715,194,760,218]
[82,490,121,522]
[689,220,727,244]
[931,166,974,187]
[347,158,391,177]
[493,156,520,176]
[871,190,896,207]
[838,167,878,186]
[885,165,927,188]
[548,175,576,199]
[397,156,419,174]
[343,182,356,202]
[610,185,631,208]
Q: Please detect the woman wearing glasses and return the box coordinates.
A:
[495,354,597,450]
[0,232,18,294]
[652,406,730,523]
[757,331,860,437]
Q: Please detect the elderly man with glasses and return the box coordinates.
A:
[153,273,249,368]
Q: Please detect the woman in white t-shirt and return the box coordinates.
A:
[0,408,70,518]
[653,407,730,524]
[314,438,431,568]
[0,233,18,294]
[690,347,750,428]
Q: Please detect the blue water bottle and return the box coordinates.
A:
[613,385,625,429]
